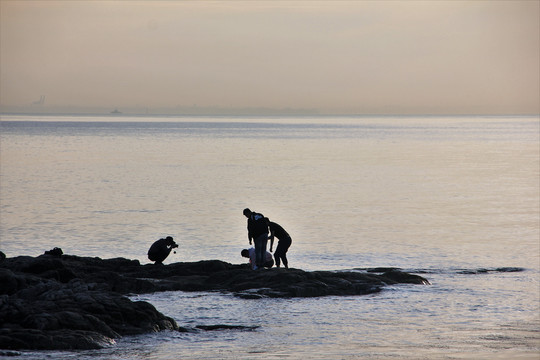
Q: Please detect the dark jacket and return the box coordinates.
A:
[148,238,177,263]
[247,212,269,239]
[269,221,290,240]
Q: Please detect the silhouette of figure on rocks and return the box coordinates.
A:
[148,236,178,264]
[268,220,292,269]
[243,208,269,268]
[241,248,274,269]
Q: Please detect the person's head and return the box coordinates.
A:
[165,236,178,247]
[243,208,252,218]
[241,249,249,258]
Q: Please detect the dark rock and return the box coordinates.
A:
[380,269,431,285]
[195,324,259,331]
[0,252,430,351]
[364,267,402,273]
[0,254,178,351]
[44,247,63,257]
[0,268,29,295]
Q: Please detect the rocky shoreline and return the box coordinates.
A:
[0,250,430,351]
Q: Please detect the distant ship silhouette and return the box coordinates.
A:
[32,95,45,105]
[110,108,122,114]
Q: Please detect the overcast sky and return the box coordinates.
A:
[1,0,538,114]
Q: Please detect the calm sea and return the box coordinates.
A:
[1,114,539,359]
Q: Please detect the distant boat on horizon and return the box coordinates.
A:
[32,95,45,105]
[110,108,122,114]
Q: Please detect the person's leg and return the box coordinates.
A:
[274,252,281,267]
[274,242,284,268]
[254,233,267,267]
[153,248,171,264]
[254,236,263,266]
[260,235,268,266]
[281,237,291,269]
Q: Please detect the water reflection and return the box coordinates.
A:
[1,116,538,359]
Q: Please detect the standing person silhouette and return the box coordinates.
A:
[268,220,292,269]
[243,208,269,269]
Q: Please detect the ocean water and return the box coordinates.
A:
[0,114,539,359]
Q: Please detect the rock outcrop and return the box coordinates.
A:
[0,250,429,351]
[0,257,178,351]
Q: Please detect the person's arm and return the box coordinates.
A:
[247,220,252,245]
[269,229,274,252]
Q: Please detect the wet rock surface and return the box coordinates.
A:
[0,251,429,350]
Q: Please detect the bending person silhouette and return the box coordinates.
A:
[148,236,178,264]
[268,220,292,269]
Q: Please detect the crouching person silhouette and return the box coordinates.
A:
[148,236,178,264]
[241,248,274,270]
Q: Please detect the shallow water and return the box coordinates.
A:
[1,115,539,359]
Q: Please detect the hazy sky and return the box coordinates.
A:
[1,0,539,114]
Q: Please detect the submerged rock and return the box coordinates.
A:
[0,250,429,351]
